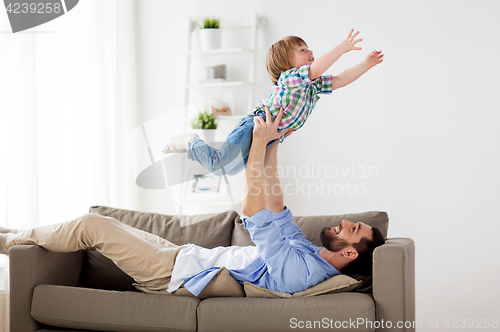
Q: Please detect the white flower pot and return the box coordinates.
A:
[193,129,216,143]
[199,29,222,50]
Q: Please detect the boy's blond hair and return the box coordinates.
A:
[266,36,308,84]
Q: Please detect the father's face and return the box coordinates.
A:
[320,220,373,252]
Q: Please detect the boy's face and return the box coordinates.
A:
[290,44,314,68]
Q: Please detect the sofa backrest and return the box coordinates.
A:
[231,211,389,247]
[89,205,238,248]
[79,206,388,292]
[79,206,239,291]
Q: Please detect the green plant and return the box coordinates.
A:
[199,16,220,29]
[191,111,218,129]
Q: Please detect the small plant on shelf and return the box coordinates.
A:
[198,17,222,50]
[199,16,220,29]
[191,111,218,130]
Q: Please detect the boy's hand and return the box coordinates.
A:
[365,50,384,68]
[340,29,363,53]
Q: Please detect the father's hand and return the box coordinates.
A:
[253,106,293,144]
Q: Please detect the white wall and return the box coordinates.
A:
[135,0,500,330]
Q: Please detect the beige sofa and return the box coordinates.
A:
[10,206,415,332]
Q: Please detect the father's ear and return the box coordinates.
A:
[341,247,358,261]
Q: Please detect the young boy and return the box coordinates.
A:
[163,29,383,175]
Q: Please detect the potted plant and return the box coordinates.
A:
[191,110,218,143]
[199,16,221,50]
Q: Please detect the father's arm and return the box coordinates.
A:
[262,134,307,242]
[241,108,324,293]
[243,107,303,239]
[263,142,284,213]
[242,107,286,217]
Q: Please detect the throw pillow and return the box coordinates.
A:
[244,274,361,299]
[172,267,245,299]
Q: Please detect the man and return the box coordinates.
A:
[232,106,385,293]
[0,107,384,296]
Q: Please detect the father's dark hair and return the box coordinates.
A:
[341,226,385,277]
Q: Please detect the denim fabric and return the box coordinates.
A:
[187,110,276,176]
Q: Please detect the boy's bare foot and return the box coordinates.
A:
[162,133,199,154]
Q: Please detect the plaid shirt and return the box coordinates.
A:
[255,64,333,138]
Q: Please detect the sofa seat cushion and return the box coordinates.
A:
[36,330,96,332]
[31,285,200,332]
[197,293,376,332]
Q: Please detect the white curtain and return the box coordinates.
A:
[0,1,138,330]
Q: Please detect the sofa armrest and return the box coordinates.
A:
[373,238,415,332]
[9,245,84,332]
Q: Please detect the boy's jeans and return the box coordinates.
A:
[6,213,186,291]
[187,110,275,176]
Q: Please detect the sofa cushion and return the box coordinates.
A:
[31,284,200,332]
[197,293,376,332]
[80,206,239,292]
[134,267,246,299]
[173,267,245,299]
[244,274,361,298]
[137,269,361,300]
[80,250,137,291]
[231,210,389,247]
[89,205,238,247]
[294,211,388,245]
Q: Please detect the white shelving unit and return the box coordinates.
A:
[184,12,265,116]
[173,13,266,215]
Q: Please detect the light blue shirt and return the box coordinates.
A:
[182,208,340,296]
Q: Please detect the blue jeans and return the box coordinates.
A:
[187,111,276,176]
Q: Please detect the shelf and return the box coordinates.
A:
[174,201,233,206]
[216,115,242,120]
[190,16,266,31]
[186,81,246,89]
[184,48,251,56]
[183,115,242,121]
[184,115,241,120]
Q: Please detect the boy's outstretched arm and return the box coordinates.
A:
[331,50,384,90]
[242,107,287,217]
[309,29,363,81]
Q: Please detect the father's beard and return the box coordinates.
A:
[320,227,349,252]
